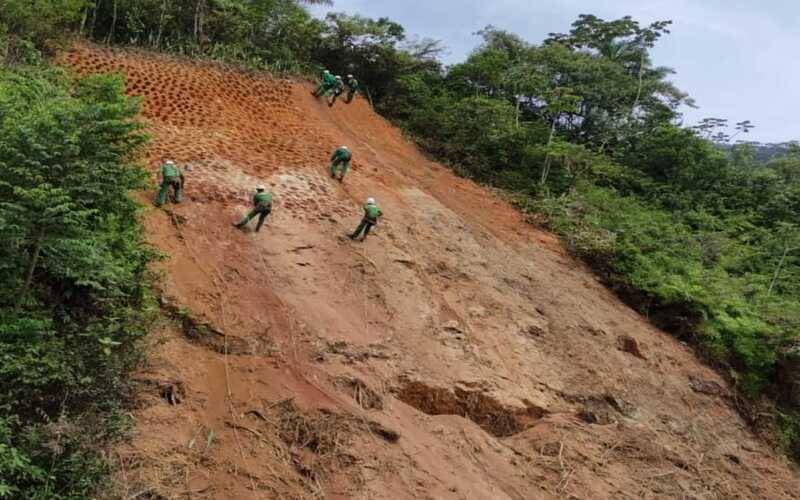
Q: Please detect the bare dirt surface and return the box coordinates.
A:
[61,45,800,499]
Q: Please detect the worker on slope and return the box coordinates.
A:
[233,185,273,233]
[327,75,345,107]
[312,69,337,98]
[344,74,359,103]
[349,197,382,241]
[329,145,352,182]
[154,159,184,207]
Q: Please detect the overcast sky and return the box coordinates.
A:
[310,0,799,143]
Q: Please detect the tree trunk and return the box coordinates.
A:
[89,1,99,38]
[194,0,205,44]
[18,228,45,307]
[630,49,645,120]
[194,1,199,41]
[155,0,168,48]
[540,118,557,185]
[365,86,374,108]
[106,0,118,44]
[767,245,791,298]
[79,5,89,35]
[515,96,521,129]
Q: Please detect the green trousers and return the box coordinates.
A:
[236,205,271,232]
[350,218,375,240]
[313,83,334,97]
[345,89,356,103]
[328,87,343,107]
[155,177,182,206]
[330,159,350,180]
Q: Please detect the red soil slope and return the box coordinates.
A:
[62,45,800,499]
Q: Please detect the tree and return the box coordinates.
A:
[0,69,146,304]
[314,13,443,106]
[0,0,87,48]
[0,62,154,496]
[544,14,685,144]
[538,86,581,185]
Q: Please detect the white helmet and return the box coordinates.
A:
[336,75,343,80]
[256,185,266,191]
[366,197,376,205]
[347,74,353,78]
[165,160,175,165]
[323,69,330,74]
[341,145,349,150]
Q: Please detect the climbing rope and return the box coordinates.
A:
[171,209,258,494]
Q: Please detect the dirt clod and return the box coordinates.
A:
[396,380,546,437]
[617,334,647,360]
[689,376,728,397]
[161,383,184,405]
[314,340,391,364]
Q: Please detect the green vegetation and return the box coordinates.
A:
[2,1,800,493]
[0,10,153,497]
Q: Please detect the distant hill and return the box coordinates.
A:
[719,141,799,163]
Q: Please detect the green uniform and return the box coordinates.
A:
[313,72,338,97]
[350,202,382,240]
[328,80,345,106]
[235,191,273,232]
[345,77,359,103]
[330,148,352,181]
[155,163,184,207]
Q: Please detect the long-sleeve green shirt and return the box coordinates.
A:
[253,191,273,207]
[322,72,337,86]
[331,148,352,162]
[161,163,180,179]
[364,203,382,221]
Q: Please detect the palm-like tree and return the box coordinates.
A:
[597,39,636,63]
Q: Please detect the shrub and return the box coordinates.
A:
[0,66,153,497]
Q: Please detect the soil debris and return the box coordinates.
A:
[396,379,546,437]
[617,334,647,360]
[335,376,385,410]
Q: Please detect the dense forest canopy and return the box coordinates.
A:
[1,1,800,495]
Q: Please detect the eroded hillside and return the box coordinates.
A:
[62,45,800,499]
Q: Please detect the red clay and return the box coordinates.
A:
[61,45,800,499]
